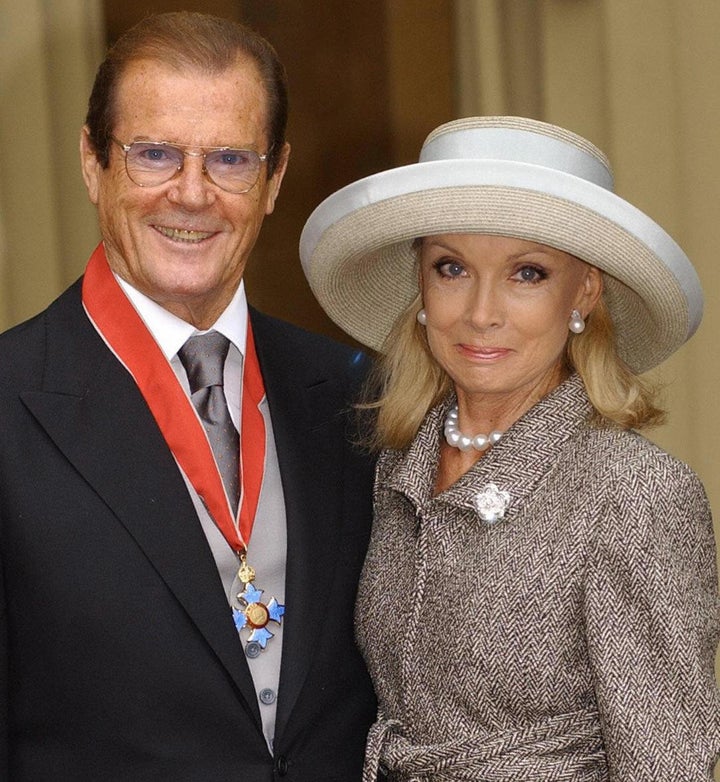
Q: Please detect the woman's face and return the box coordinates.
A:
[419,233,602,413]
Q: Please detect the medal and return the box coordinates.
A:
[83,245,285,653]
[231,554,285,653]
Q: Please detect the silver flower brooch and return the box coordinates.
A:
[474,483,511,524]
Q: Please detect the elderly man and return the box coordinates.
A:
[0,12,375,781]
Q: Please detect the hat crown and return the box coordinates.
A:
[420,116,614,192]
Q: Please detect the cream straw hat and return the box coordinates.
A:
[300,116,703,372]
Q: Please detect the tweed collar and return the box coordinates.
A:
[378,373,598,521]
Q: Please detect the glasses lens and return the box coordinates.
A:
[125,143,183,186]
[204,149,261,193]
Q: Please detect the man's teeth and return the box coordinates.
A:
[156,226,213,242]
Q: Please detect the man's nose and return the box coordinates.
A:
[166,154,216,208]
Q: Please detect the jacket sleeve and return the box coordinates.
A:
[584,452,720,781]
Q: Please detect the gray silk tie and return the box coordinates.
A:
[178,331,240,513]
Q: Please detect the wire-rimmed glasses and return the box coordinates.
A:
[111,137,271,194]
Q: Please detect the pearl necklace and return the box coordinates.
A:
[443,405,503,452]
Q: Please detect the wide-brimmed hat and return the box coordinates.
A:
[299,116,703,372]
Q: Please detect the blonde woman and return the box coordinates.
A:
[301,117,719,781]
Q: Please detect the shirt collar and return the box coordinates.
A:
[114,275,248,360]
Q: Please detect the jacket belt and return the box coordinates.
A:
[363,709,606,781]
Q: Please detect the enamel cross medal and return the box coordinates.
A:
[81,248,283,656]
[231,553,285,656]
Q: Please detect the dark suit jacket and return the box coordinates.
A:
[0,280,377,781]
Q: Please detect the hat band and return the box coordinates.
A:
[420,128,614,191]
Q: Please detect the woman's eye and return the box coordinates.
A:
[436,261,465,278]
[516,265,546,283]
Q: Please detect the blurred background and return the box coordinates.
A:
[1,0,719,728]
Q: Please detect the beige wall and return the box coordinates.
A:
[0,0,104,325]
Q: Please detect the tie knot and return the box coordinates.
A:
[178,331,231,393]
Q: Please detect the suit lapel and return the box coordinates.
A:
[251,310,350,738]
[20,284,261,724]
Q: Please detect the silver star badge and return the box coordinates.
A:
[475,483,511,524]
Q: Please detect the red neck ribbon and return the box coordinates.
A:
[81,243,266,554]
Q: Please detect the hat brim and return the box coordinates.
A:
[300,159,703,372]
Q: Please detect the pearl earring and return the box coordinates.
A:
[568,309,585,334]
[416,309,427,326]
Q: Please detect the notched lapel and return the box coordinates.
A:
[20,297,260,720]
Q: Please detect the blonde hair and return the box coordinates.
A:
[568,296,665,429]
[361,295,449,451]
[362,288,665,452]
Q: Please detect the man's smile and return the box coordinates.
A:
[153,225,216,243]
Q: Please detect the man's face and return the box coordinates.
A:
[81,57,288,328]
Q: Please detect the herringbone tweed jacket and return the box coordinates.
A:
[355,374,720,781]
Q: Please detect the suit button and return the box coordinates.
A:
[275,754,289,776]
[259,687,276,705]
[245,641,262,659]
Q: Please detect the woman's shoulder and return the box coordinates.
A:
[581,424,703,490]
[575,425,712,548]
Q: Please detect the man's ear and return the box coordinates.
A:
[264,141,290,216]
[80,125,101,205]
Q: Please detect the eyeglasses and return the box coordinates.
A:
[111,137,271,194]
